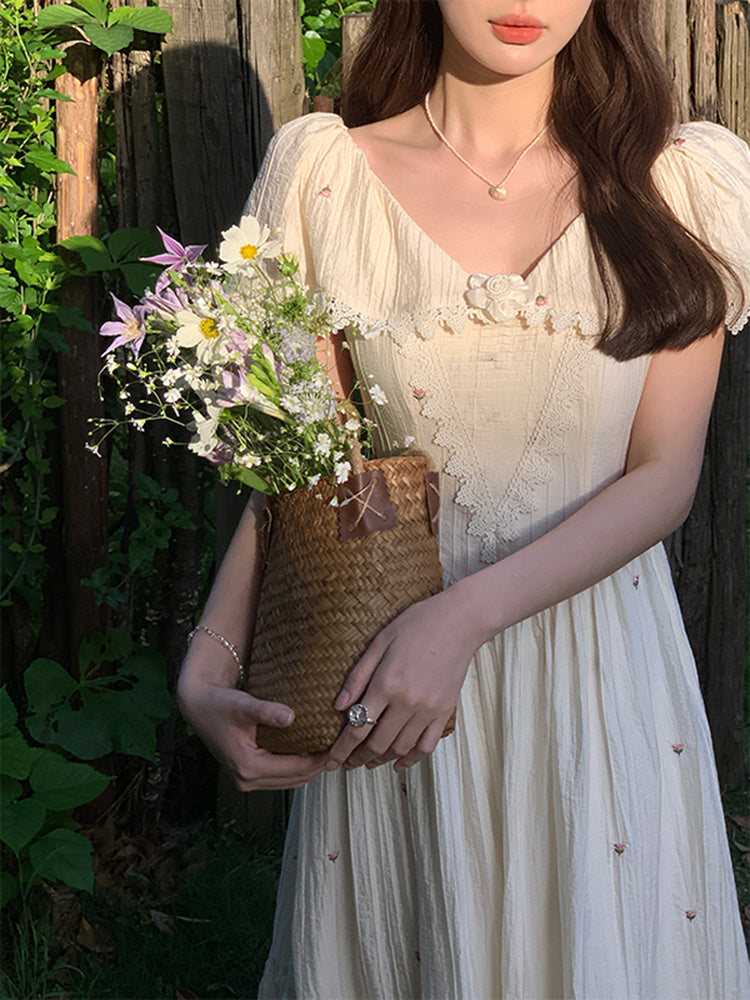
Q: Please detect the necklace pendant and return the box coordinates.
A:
[489,185,507,201]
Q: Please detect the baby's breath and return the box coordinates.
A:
[91,215,372,496]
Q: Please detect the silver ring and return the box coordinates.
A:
[347,703,377,727]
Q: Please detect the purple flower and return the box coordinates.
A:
[99,294,147,356]
[141,227,206,270]
[142,284,191,318]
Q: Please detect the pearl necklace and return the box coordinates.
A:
[423,92,549,201]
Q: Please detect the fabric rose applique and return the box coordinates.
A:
[464,273,535,323]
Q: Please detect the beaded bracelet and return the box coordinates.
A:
[187,625,246,689]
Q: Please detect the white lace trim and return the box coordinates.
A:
[325,290,597,563]
[727,300,750,337]
[403,327,594,563]
[324,292,602,345]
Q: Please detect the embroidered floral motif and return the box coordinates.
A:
[685,909,697,920]
[672,743,685,755]
[633,574,640,588]
[412,387,426,400]
[613,843,627,855]
[464,273,535,323]
[535,294,548,306]
[327,850,340,862]
[318,186,332,198]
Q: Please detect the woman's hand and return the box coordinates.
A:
[325,587,482,773]
[177,669,328,791]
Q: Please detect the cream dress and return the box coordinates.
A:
[247,113,750,999]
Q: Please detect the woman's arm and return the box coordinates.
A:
[328,327,726,772]
[176,491,329,789]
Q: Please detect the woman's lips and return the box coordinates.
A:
[490,16,544,45]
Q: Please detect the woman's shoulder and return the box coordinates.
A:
[654,120,750,201]
[262,112,351,176]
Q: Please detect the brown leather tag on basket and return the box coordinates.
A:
[337,469,398,541]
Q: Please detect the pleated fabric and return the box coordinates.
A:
[246,114,750,998]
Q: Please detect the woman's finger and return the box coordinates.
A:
[326,696,389,766]
[343,705,421,768]
[393,720,445,771]
[231,749,328,790]
[333,633,391,712]
[232,689,295,728]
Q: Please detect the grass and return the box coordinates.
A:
[72,822,282,1000]
[0,820,285,1000]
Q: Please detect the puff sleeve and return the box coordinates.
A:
[654,121,750,335]
[241,112,346,290]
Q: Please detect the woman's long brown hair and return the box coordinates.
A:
[342,0,739,360]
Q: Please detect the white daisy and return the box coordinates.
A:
[218,215,282,273]
[174,309,226,365]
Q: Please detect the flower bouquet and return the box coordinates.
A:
[95,215,450,754]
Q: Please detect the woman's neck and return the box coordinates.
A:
[428,62,554,161]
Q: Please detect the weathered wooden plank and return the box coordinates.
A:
[666,0,691,120]
[110,0,168,231]
[158,0,304,248]
[717,1,750,141]
[56,42,109,668]
[342,12,371,83]
[690,0,717,119]
[652,0,668,55]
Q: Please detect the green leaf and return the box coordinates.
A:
[302,31,326,69]
[37,6,95,28]
[224,464,269,492]
[108,226,159,262]
[78,246,114,273]
[88,690,157,760]
[0,282,23,315]
[120,261,159,296]
[58,234,107,254]
[56,305,93,331]
[85,21,133,55]
[1,777,22,808]
[0,797,47,854]
[121,648,171,721]
[73,0,108,23]
[108,6,173,34]
[79,628,135,670]
[37,698,112,760]
[25,658,78,744]
[25,148,76,175]
[29,753,111,811]
[0,688,18,736]
[0,735,46,780]
[42,396,66,409]
[28,828,94,892]
[0,871,19,909]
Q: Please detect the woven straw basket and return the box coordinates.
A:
[249,453,455,754]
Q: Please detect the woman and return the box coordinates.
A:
[178,1,750,996]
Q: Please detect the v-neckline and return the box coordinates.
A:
[337,116,585,284]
